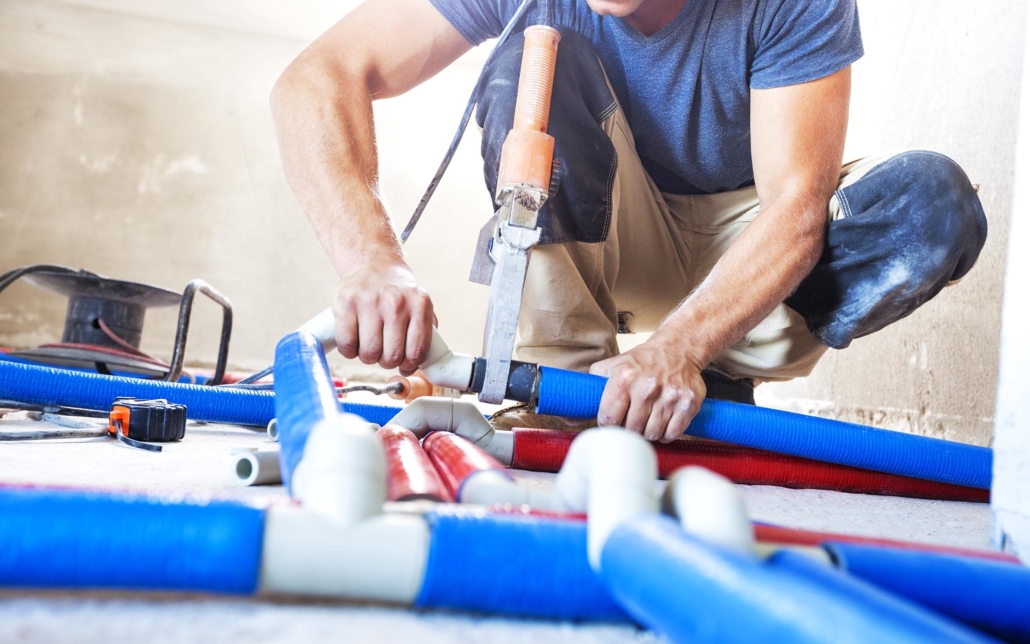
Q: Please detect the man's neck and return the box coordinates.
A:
[624,0,688,37]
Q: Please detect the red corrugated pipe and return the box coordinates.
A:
[510,428,989,503]
[377,425,452,503]
[754,523,1020,564]
[422,431,511,501]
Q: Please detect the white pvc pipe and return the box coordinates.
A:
[553,428,659,571]
[233,450,282,486]
[297,308,476,392]
[390,398,514,466]
[266,418,279,442]
[663,466,756,555]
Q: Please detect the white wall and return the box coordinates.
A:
[0,0,1022,447]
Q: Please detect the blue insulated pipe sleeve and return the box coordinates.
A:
[0,354,401,429]
[339,401,403,427]
[600,515,994,644]
[535,367,608,418]
[0,488,265,594]
[416,509,626,621]
[274,331,343,491]
[823,543,1030,643]
[0,359,274,426]
[535,367,991,489]
[272,332,403,490]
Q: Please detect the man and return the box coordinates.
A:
[270,0,986,442]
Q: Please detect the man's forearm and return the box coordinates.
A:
[270,55,403,275]
[652,192,827,367]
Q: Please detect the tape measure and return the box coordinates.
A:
[108,398,186,452]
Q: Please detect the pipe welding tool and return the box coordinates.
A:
[475,25,561,404]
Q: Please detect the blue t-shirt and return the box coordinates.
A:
[430,0,863,195]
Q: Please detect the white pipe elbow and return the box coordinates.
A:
[297,309,476,392]
[291,413,386,530]
[663,466,756,555]
[418,327,476,392]
[460,469,558,509]
[296,307,339,354]
[553,428,659,571]
[390,398,514,466]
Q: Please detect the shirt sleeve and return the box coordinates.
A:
[750,0,863,90]
[428,0,523,45]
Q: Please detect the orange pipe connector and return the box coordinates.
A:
[387,372,436,403]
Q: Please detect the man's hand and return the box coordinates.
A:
[333,259,434,375]
[269,0,469,375]
[586,68,852,441]
[590,337,706,442]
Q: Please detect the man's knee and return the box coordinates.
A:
[788,151,988,348]
[876,150,987,281]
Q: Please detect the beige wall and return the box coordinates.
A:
[0,0,1021,446]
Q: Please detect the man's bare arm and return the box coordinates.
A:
[591,67,851,441]
[270,0,471,373]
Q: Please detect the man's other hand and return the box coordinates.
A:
[332,260,435,375]
[589,339,706,442]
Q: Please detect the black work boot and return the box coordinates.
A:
[700,369,756,405]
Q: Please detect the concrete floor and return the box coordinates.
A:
[0,409,994,643]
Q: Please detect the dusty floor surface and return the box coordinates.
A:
[0,409,994,643]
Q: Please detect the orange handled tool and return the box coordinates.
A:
[496,26,562,198]
[480,25,562,405]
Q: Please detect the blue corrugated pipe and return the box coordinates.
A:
[600,514,997,644]
[417,508,626,620]
[272,332,404,489]
[0,488,265,594]
[534,367,991,489]
[0,351,200,383]
[0,359,275,426]
[822,542,1030,643]
[273,331,340,490]
[0,349,401,430]
[0,485,628,621]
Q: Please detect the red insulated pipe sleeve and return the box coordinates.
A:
[377,425,453,503]
[422,431,511,501]
[510,428,989,503]
[754,523,1020,564]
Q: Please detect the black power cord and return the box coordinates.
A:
[399,0,542,242]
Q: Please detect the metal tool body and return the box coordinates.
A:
[479,25,561,404]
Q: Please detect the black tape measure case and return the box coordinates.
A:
[109,398,187,442]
